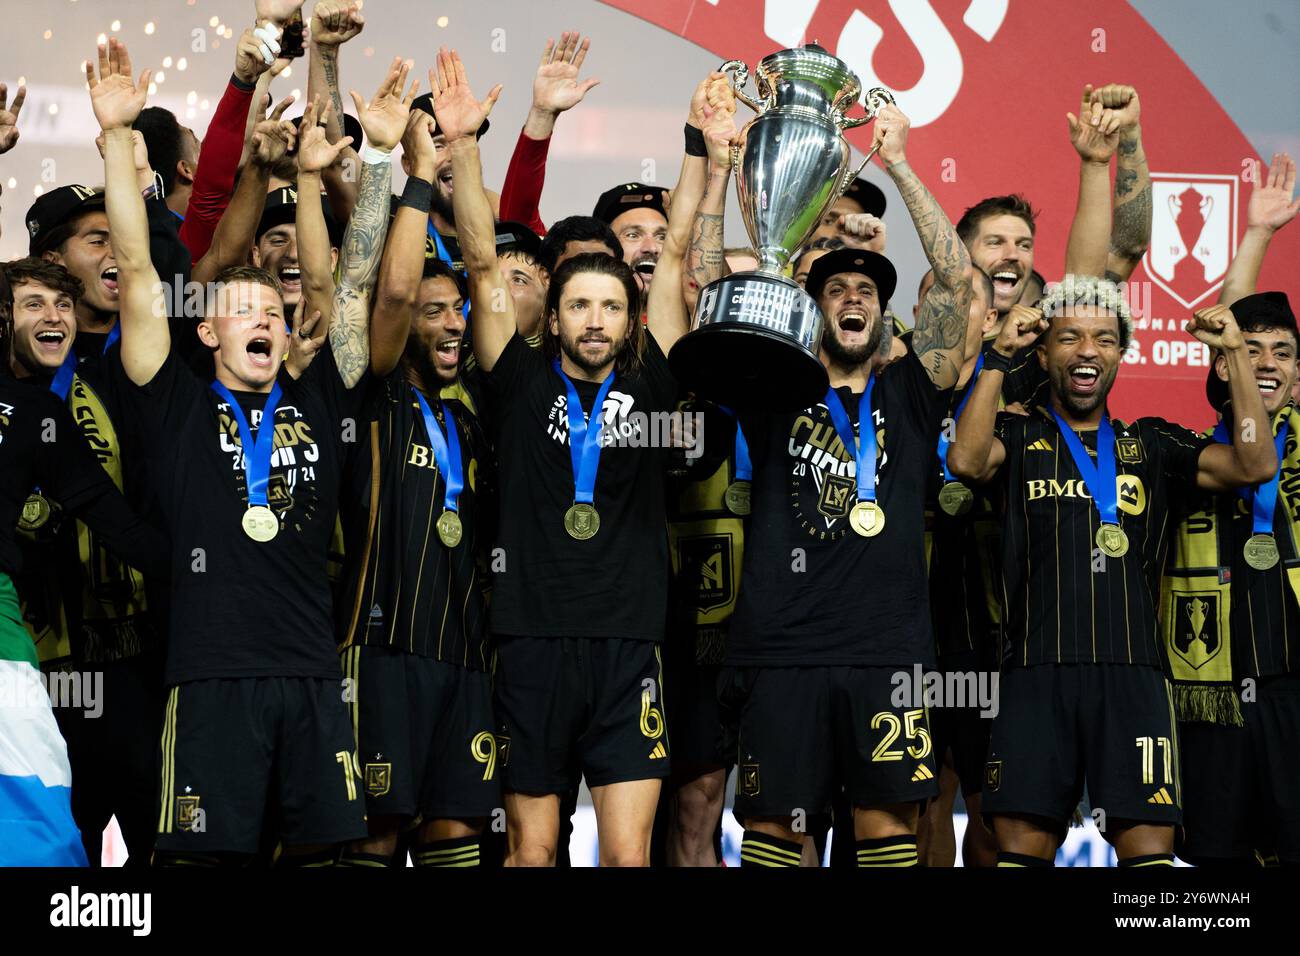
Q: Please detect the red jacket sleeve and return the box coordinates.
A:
[178,74,256,263]
[497,128,551,237]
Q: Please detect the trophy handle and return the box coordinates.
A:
[718,59,764,114]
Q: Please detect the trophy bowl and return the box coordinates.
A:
[668,44,893,412]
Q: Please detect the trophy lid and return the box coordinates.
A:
[754,46,862,114]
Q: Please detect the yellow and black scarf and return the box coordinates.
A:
[1161,404,1300,724]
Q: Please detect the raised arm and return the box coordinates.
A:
[371,110,438,376]
[329,58,416,388]
[295,98,353,333]
[194,96,296,287]
[431,49,508,371]
[1188,304,1278,489]
[878,103,971,389]
[1219,153,1298,305]
[948,305,1046,483]
[1063,84,1119,278]
[1097,85,1151,282]
[90,40,168,386]
[683,72,733,312]
[308,0,365,224]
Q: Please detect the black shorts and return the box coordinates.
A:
[720,665,939,822]
[51,651,166,864]
[929,651,995,797]
[663,655,734,773]
[155,676,368,854]
[1178,673,1300,865]
[494,636,670,795]
[983,663,1180,830]
[342,645,500,821]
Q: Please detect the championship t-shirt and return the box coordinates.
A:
[124,344,359,684]
[484,332,676,641]
[337,369,494,669]
[728,348,950,667]
[994,408,1209,668]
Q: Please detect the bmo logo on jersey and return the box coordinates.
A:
[1143,173,1239,310]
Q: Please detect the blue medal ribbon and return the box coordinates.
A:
[552,359,615,505]
[210,380,283,508]
[412,388,464,514]
[1050,411,1119,526]
[427,220,471,319]
[937,351,985,481]
[717,406,752,482]
[824,377,878,502]
[1212,418,1289,536]
[48,324,122,401]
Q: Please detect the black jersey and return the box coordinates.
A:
[994,407,1209,668]
[336,369,494,669]
[728,348,950,667]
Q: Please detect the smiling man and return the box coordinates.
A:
[723,103,969,869]
[948,277,1276,868]
[593,182,669,299]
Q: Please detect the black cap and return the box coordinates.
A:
[288,113,365,154]
[257,185,344,249]
[410,94,490,139]
[493,220,542,262]
[805,248,897,306]
[592,182,668,226]
[26,185,105,255]
[840,177,886,218]
[1205,291,1298,410]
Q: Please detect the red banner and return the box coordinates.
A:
[599,0,1299,428]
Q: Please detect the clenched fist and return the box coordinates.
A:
[994,304,1047,357]
[1187,304,1244,352]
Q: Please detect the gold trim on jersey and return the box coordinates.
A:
[158,686,179,834]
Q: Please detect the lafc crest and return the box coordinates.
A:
[677,533,734,613]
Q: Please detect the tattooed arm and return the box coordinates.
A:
[327,58,416,388]
[682,73,733,314]
[308,1,365,224]
[878,104,970,390]
[1096,86,1150,282]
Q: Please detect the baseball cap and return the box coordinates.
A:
[1204,291,1298,410]
[257,185,344,248]
[805,248,897,306]
[410,94,490,139]
[592,183,668,226]
[493,220,543,262]
[840,177,887,218]
[27,185,105,255]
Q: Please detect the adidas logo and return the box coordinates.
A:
[648,741,667,760]
[1027,438,1054,452]
[911,764,934,783]
[1147,787,1174,806]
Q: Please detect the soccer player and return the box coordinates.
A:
[432,47,699,866]
[724,102,970,869]
[332,103,500,868]
[948,279,1276,867]
[1165,151,1300,866]
[593,182,669,297]
[98,39,414,864]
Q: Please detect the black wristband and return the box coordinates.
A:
[982,348,1013,375]
[684,123,707,157]
[230,73,257,93]
[400,177,434,214]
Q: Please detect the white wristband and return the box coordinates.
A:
[361,145,392,164]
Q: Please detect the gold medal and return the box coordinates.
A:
[436,510,463,548]
[937,481,974,517]
[241,505,279,542]
[1096,523,1129,558]
[1243,533,1280,571]
[564,503,600,540]
[724,481,752,516]
[848,501,885,538]
[18,493,52,532]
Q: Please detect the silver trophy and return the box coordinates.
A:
[668,44,894,411]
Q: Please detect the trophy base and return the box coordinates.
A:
[669,272,828,412]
